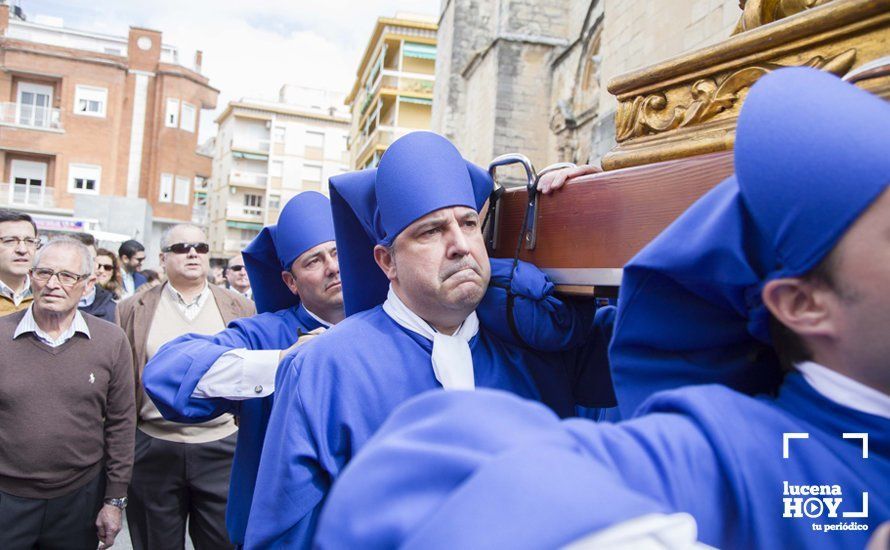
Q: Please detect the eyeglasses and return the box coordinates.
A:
[30,267,90,287]
[162,242,210,254]
[1,236,40,249]
[228,265,246,272]
[96,264,115,271]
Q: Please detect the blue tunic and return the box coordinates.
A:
[243,305,610,549]
[317,374,889,549]
[142,304,323,545]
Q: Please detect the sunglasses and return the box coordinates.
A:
[96,264,115,271]
[162,242,210,254]
[228,265,246,272]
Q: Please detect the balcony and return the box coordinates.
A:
[0,103,63,131]
[353,126,410,167]
[380,71,434,96]
[0,183,56,209]
[224,239,255,253]
[226,204,264,222]
[231,138,271,154]
[228,170,268,188]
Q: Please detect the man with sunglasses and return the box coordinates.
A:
[225,254,252,300]
[0,209,38,316]
[118,224,255,550]
[0,237,136,549]
[141,192,343,548]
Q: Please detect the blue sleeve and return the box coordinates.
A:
[478,258,598,351]
[143,315,280,423]
[244,355,328,550]
[316,389,730,549]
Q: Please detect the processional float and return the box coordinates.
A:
[487,0,889,297]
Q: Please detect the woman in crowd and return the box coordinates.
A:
[95,248,124,300]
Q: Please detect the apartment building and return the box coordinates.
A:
[208,86,349,259]
[0,4,217,260]
[346,14,437,169]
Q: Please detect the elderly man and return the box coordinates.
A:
[0,238,135,549]
[316,69,890,549]
[0,209,37,316]
[118,239,147,298]
[244,132,615,548]
[225,253,252,299]
[118,224,254,550]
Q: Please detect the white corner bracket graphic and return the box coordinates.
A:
[843,492,869,518]
[842,433,869,459]
[783,432,809,459]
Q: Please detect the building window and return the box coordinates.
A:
[68,163,101,194]
[303,164,322,183]
[180,102,196,132]
[165,98,180,128]
[159,173,173,202]
[272,126,286,143]
[268,195,281,209]
[244,194,263,208]
[74,86,108,118]
[269,160,283,178]
[174,176,190,205]
[17,82,53,128]
[305,131,325,149]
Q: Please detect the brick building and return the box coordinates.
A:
[0,3,217,262]
[346,14,437,169]
[434,0,740,168]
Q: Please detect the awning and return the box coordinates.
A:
[227,221,263,230]
[399,96,432,105]
[403,42,436,60]
[233,151,268,161]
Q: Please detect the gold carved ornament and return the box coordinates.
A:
[615,49,856,142]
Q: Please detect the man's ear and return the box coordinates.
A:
[373,244,397,282]
[762,277,836,339]
[281,270,300,297]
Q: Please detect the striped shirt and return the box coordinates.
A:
[166,282,212,322]
[14,305,91,347]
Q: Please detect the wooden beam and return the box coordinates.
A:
[489,151,734,285]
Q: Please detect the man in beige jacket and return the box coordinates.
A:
[118,224,254,550]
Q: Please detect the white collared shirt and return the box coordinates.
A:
[120,269,135,298]
[166,282,212,322]
[191,304,333,400]
[14,305,91,347]
[796,361,890,420]
[0,275,32,307]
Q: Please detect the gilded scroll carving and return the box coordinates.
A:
[732,0,834,34]
[615,49,856,142]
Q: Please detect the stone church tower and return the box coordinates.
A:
[434,0,741,168]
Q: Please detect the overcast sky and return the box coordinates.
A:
[21,0,440,140]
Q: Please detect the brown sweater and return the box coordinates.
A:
[0,310,136,499]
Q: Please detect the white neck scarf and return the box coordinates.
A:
[796,361,890,420]
[383,285,478,390]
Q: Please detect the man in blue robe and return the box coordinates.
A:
[144,188,612,545]
[244,132,616,548]
[142,191,344,546]
[314,68,890,549]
